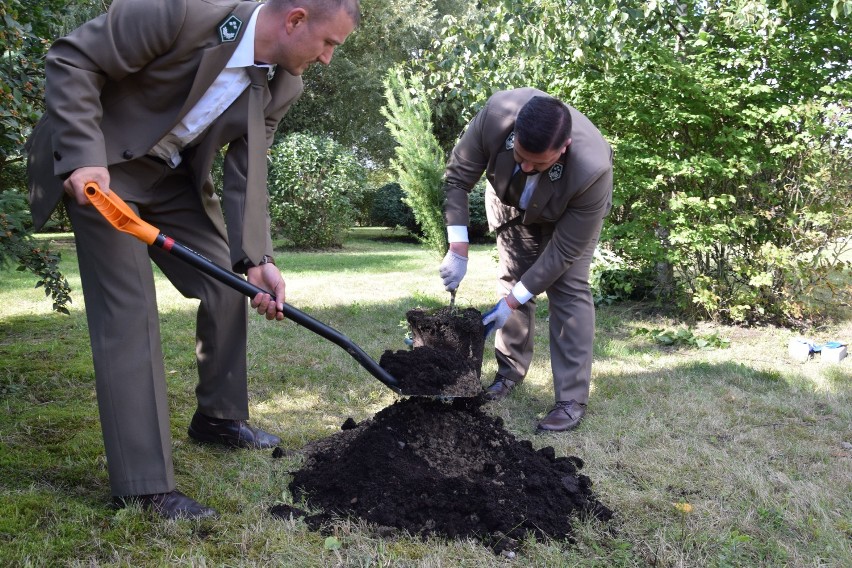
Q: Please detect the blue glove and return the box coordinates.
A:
[482,298,514,338]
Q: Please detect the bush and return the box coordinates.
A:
[589,246,653,306]
[370,182,417,232]
[266,133,366,249]
[0,189,71,314]
[468,181,490,241]
[371,180,490,242]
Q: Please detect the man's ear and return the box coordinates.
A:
[285,8,307,32]
[562,138,573,153]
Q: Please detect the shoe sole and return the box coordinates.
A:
[188,427,249,448]
[158,507,219,520]
[115,495,219,520]
[535,421,582,433]
[188,426,278,449]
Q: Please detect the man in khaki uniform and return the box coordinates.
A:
[439,88,612,432]
[25,0,359,518]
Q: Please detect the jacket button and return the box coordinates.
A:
[122,150,134,160]
[53,151,62,161]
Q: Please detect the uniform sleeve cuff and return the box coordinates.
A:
[511,281,534,304]
[447,225,469,243]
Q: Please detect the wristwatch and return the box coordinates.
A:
[239,255,275,274]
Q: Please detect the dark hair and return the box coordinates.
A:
[269,0,361,26]
[514,96,572,153]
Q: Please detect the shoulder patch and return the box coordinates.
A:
[505,131,515,150]
[548,163,563,182]
[218,14,242,43]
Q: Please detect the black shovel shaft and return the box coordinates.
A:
[153,234,401,392]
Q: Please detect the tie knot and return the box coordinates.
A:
[247,65,268,85]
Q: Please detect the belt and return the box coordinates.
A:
[146,154,169,166]
[495,215,525,235]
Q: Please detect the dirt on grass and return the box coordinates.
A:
[269,307,613,554]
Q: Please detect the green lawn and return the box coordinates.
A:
[1,227,850,567]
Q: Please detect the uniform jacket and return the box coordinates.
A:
[25,0,303,270]
[443,87,613,294]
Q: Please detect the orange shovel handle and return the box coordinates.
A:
[83,182,160,245]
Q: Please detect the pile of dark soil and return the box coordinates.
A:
[270,306,612,554]
[379,307,484,397]
[270,396,612,554]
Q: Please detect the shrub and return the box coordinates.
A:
[467,181,490,241]
[0,189,71,314]
[370,182,417,233]
[266,133,366,249]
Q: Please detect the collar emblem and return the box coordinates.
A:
[505,131,515,150]
[548,163,563,182]
[218,14,242,43]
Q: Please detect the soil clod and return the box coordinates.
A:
[379,307,485,397]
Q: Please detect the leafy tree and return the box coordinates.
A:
[416,0,852,325]
[277,0,468,165]
[0,0,72,313]
[0,0,54,177]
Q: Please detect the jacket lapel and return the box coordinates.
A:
[522,179,553,224]
[493,148,517,202]
[176,2,262,119]
[522,151,568,224]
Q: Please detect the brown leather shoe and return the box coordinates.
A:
[114,490,218,520]
[536,400,586,432]
[188,411,280,449]
[484,377,516,402]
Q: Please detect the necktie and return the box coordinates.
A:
[246,64,267,157]
[243,66,270,262]
[506,168,528,209]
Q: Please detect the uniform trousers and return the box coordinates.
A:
[492,214,602,405]
[66,156,249,496]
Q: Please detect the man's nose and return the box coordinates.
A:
[318,46,335,66]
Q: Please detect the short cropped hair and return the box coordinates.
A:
[514,96,572,153]
[268,0,361,26]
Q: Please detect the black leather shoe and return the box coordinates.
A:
[536,400,586,432]
[114,490,218,520]
[484,377,516,402]
[188,411,280,449]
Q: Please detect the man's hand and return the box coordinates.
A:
[439,242,469,291]
[482,295,519,337]
[64,166,110,205]
[247,263,286,321]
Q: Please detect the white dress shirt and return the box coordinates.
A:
[149,6,274,167]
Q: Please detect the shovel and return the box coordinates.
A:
[82,182,403,394]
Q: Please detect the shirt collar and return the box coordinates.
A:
[226,5,273,73]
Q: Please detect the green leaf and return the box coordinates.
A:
[323,536,341,551]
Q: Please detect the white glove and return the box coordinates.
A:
[482,298,514,337]
[439,250,468,291]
